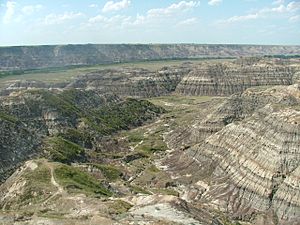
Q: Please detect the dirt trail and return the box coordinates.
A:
[43,162,65,205]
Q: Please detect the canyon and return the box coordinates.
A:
[0,46,299,225]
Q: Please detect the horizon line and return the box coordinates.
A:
[1,42,300,48]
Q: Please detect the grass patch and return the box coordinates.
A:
[92,98,165,135]
[0,58,233,86]
[127,132,144,143]
[58,128,93,148]
[45,137,85,163]
[128,184,152,195]
[0,111,18,123]
[54,164,112,197]
[88,164,122,181]
[138,140,167,154]
[151,188,179,196]
[123,151,149,163]
[107,200,132,215]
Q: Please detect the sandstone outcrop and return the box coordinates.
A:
[66,66,190,98]
[1,58,299,99]
[165,84,300,224]
[64,60,299,98]
[176,63,295,96]
[167,84,300,150]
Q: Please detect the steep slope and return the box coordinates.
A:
[1,44,300,71]
[1,58,299,98]
[164,84,300,224]
[167,84,300,149]
[64,60,299,98]
[0,89,164,183]
[66,66,190,97]
[176,63,295,96]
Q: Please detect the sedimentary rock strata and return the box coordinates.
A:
[1,58,299,99]
[167,84,300,150]
[1,44,300,71]
[165,85,300,224]
[65,66,190,98]
[176,63,295,96]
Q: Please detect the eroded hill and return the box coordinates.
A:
[0,56,300,225]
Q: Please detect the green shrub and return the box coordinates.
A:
[54,164,112,196]
[89,164,122,181]
[45,137,85,163]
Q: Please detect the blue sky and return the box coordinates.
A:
[0,0,299,46]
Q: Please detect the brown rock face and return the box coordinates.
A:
[65,67,190,98]
[165,84,300,224]
[1,58,299,99]
[176,63,295,96]
[1,44,300,71]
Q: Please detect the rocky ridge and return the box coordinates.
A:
[1,58,299,98]
[1,44,300,71]
[164,84,300,224]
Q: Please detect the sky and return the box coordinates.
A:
[0,0,299,46]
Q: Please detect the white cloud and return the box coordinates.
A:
[43,12,84,25]
[148,1,200,17]
[208,0,223,6]
[89,4,98,8]
[177,17,198,26]
[289,15,300,22]
[22,4,43,15]
[88,1,200,29]
[88,14,131,28]
[218,1,300,24]
[286,1,300,12]
[272,0,284,5]
[223,13,259,23]
[3,1,16,24]
[102,0,130,13]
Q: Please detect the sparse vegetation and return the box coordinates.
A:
[45,137,85,163]
[128,184,152,195]
[0,111,18,123]
[151,188,179,196]
[54,164,112,196]
[88,163,123,181]
[13,162,55,207]
[107,200,132,215]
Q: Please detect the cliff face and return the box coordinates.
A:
[55,60,300,98]
[1,58,299,98]
[1,44,300,71]
[66,66,190,98]
[0,118,41,183]
[175,63,295,96]
[196,104,300,223]
[165,84,300,224]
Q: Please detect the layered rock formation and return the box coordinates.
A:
[66,66,190,98]
[165,84,300,224]
[61,60,300,98]
[1,44,300,71]
[1,58,299,99]
[176,63,295,96]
